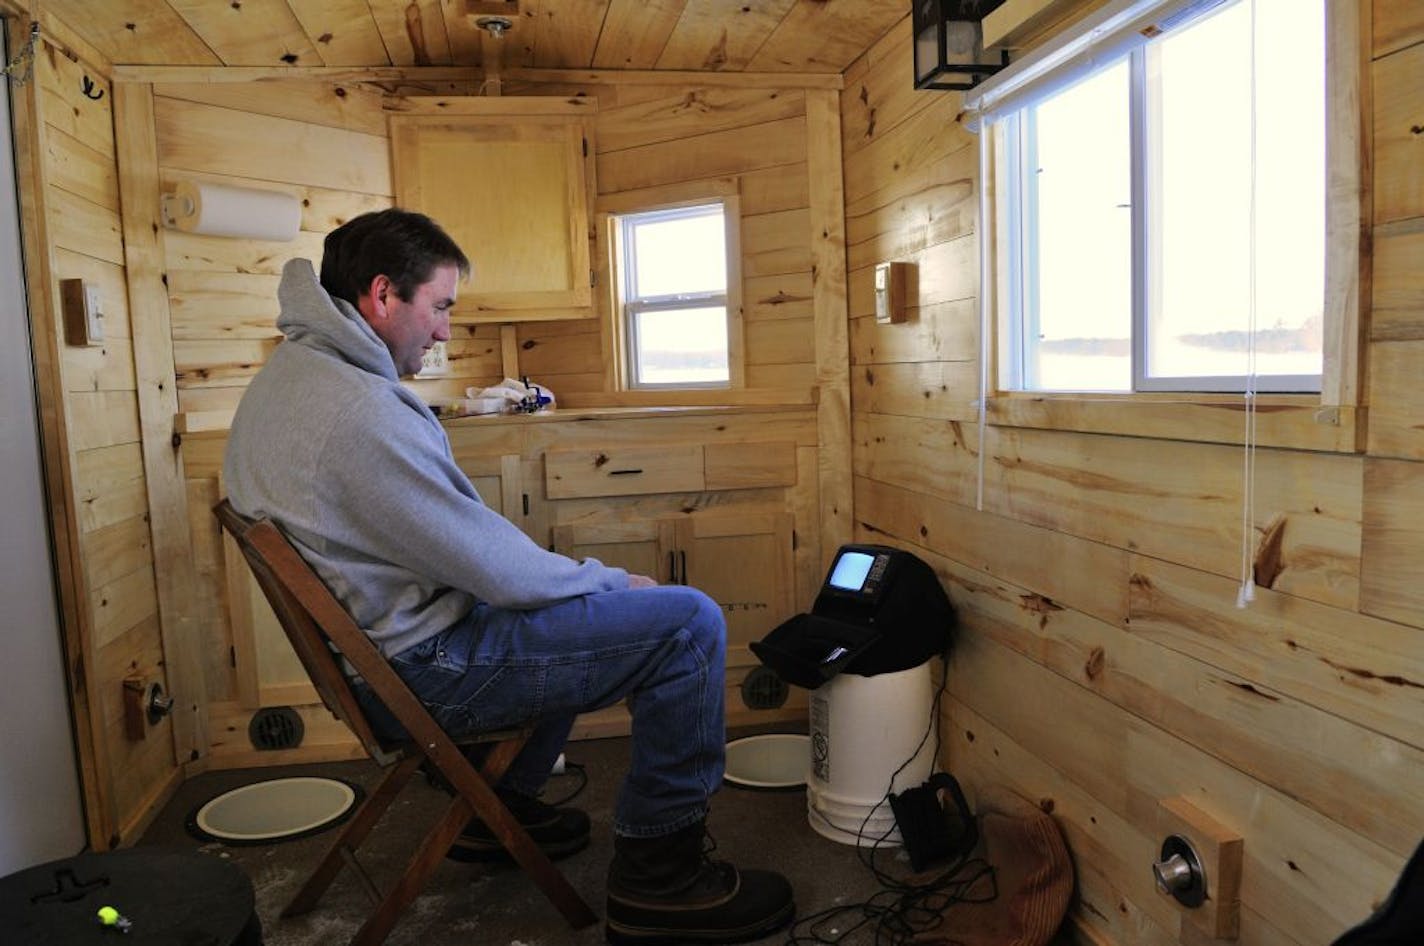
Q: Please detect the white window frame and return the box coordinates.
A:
[620,203,730,390]
[600,181,744,392]
[967,0,1362,438]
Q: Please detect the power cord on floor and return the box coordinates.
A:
[785,655,998,945]
[542,759,588,808]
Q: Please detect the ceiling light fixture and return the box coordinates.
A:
[475,16,513,39]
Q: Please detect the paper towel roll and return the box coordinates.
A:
[162,180,302,241]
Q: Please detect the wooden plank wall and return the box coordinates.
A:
[153,79,820,415]
[840,5,1421,945]
[509,80,816,396]
[148,78,414,764]
[27,39,180,844]
[145,75,823,764]
[148,78,477,421]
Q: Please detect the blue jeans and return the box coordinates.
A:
[378,586,727,838]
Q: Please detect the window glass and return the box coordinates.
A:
[1145,0,1324,384]
[631,306,729,386]
[616,202,731,388]
[999,0,1325,394]
[629,210,726,298]
[1025,62,1132,391]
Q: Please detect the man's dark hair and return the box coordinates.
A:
[319,208,470,306]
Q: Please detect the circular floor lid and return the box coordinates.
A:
[723,733,809,790]
[187,776,361,845]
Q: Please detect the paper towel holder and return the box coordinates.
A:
[160,190,197,228]
[160,180,302,242]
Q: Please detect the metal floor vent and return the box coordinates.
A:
[741,666,789,710]
[249,707,304,751]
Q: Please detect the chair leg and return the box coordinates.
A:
[481,797,600,930]
[283,754,422,918]
[350,794,476,946]
[446,740,599,930]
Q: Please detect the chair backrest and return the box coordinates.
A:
[214,499,397,760]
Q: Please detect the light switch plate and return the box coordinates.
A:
[60,278,105,346]
[874,261,907,324]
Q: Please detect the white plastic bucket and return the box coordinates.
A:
[806,662,936,846]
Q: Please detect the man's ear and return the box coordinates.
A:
[356,273,393,322]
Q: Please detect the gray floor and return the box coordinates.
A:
[136,730,950,946]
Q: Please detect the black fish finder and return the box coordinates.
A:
[750,544,954,689]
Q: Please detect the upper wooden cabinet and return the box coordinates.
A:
[389,99,597,322]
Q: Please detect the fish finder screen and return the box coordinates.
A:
[828,551,876,592]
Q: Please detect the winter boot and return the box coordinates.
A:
[605,820,795,944]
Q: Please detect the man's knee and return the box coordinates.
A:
[670,586,725,658]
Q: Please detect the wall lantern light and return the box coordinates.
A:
[912,0,1011,91]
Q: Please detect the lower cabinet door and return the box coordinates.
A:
[552,513,805,737]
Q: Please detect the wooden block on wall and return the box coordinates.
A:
[1156,796,1243,941]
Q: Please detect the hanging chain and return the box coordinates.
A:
[2,21,39,86]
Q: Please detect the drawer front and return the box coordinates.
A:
[704,441,797,490]
[545,445,705,498]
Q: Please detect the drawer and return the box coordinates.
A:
[544,444,705,498]
[704,442,797,490]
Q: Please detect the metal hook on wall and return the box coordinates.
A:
[80,74,104,100]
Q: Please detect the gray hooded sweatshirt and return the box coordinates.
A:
[224,258,628,656]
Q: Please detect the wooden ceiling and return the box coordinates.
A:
[41,0,907,75]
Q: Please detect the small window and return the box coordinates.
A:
[992,0,1325,394]
[614,202,733,389]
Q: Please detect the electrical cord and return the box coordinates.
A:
[785,654,999,945]
[542,759,589,808]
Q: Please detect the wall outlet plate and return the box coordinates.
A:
[417,341,449,377]
[1156,796,1243,940]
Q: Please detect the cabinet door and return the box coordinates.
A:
[551,518,679,587]
[676,513,806,726]
[552,517,678,738]
[674,513,796,684]
[390,106,595,320]
[552,512,802,734]
[464,453,523,523]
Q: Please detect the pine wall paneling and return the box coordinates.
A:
[45,47,183,844]
[114,81,209,782]
[841,2,1421,944]
[19,33,185,846]
[137,69,836,767]
[9,18,112,851]
[149,78,400,765]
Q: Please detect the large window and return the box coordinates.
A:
[613,202,734,389]
[986,0,1326,394]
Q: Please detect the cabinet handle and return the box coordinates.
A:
[679,550,687,586]
[609,468,643,476]
[522,493,530,516]
[668,551,678,584]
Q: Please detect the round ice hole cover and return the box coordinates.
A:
[723,733,810,791]
[186,777,361,844]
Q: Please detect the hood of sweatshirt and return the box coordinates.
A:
[276,258,398,382]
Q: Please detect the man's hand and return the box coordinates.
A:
[628,574,658,589]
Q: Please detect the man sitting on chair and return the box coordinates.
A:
[223,208,794,945]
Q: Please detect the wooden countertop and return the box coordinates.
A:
[176,388,817,436]
[438,402,814,426]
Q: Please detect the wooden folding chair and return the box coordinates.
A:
[214,499,598,946]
